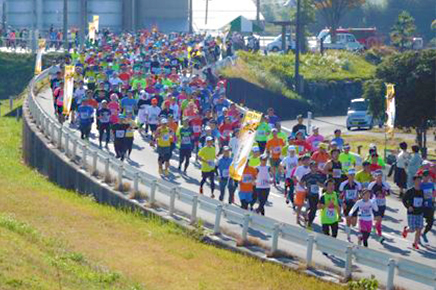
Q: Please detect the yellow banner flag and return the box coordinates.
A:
[62,65,75,115]
[88,21,96,41]
[229,110,262,181]
[34,39,46,75]
[93,15,100,33]
[385,83,396,139]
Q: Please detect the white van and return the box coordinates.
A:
[346,98,373,130]
[266,34,296,52]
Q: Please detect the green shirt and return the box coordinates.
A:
[199,146,216,172]
[355,170,372,188]
[248,156,261,167]
[339,152,356,172]
[320,192,339,225]
[255,122,270,142]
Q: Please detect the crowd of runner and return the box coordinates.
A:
[48,28,435,251]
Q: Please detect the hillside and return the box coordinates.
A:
[0,111,343,289]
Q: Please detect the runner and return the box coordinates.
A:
[239,162,257,210]
[348,189,379,247]
[318,179,341,244]
[368,170,390,243]
[339,169,362,242]
[255,155,273,216]
[177,119,194,173]
[266,128,285,186]
[280,146,299,204]
[112,115,129,161]
[217,146,235,203]
[402,175,424,249]
[124,113,137,161]
[339,144,356,173]
[146,98,161,142]
[96,100,111,148]
[301,161,325,230]
[255,115,270,154]
[198,136,217,198]
[293,155,311,225]
[77,98,94,140]
[155,118,173,176]
[420,169,435,243]
[355,161,373,189]
[291,114,307,136]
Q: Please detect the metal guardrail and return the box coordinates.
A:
[26,68,436,290]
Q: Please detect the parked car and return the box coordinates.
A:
[266,34,296,52]
[346,98,374,130]
[318,28,383,49]
[321,33,364,51]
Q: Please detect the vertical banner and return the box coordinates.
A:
[229,110,262,181]
[88,22,96,42]
[34,39,46,75]
[62,65,75,115]
[385,83,396,139]
[93,15,100,33]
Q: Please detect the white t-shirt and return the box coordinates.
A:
[256,166,271,189]
[294,165,311,192]
[281,155,299,179]
[349,199,379,221]
[146,106,162,125]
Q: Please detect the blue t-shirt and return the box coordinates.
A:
[217,157,233,178]
[77,105,94,126]
[121,98,137,115]
[332,137,344,149]
[421,182,435,208]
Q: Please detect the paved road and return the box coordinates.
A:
[35,90,436,289]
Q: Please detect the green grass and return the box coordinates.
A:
[220,50,376,99]
[0,114,344,290]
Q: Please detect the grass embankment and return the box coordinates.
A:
[0,115,343,289]
[220,50,376,99]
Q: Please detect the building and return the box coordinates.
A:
[4,0,189,32]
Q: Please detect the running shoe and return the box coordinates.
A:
[379,237,385,244]
[402,226,408,238]
[422,233,428,243]
[199,187,203,195]
[164,168,169,177]
[158,167,163,175]
[357,236,362,246]
[413,243,419,250]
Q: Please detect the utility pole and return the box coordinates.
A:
[205,0,210,25]
[256,0,260,23]
[80,0,87,48]
[189,0,193,33]
[294,0,301,94]
[63,0,68,51]
[131,0,136,31]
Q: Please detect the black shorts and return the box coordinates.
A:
[98,122,110,131]
[180,148,192,159]
[149,124,158,133]
[374,205,386,217]
[201,171,215,179]
[344,201,358,217]
[157,146,171,162]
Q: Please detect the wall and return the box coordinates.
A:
[226,77,363,119]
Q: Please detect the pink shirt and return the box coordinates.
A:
[108,101,120,123]
[307,134,324,151]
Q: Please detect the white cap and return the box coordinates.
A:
[288,145,296,152]
[206,136,213,142]
[161,118,168,124]
[205,126,211,131]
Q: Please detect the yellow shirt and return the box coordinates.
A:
[199,146,216,172]
[157,127,171,147]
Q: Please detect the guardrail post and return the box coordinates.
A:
[190,195,198,224]
[57,126,62,149]
[213,205,223,235]
[71,139,77,161]
[92,151,98,175]
[307,111,312,135]
[241,213,251,243]
[82,145,88,169]
[44,118,49,137]
[64,134,70,156]
[50,122,55,142]
[0,102,2,116]
[270,223,281,256]
[117,165,123,191]
[9,96,13,111]
[306,235,315,267]
[150,180,157,204]
[133,172,140,195]
[386,259,396,290]
[104,158,110,182]
[169,187,178,216]
[16,107,20,121]
[345,246,353,281]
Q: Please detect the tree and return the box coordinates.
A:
[375,50,436,156]
[362,79,385,121]
[313,0,365,43]
[390,11,416,51]
[290,0,316,52]
[432,19,436,30]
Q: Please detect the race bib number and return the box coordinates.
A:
[182,136,191,144]
[310,185,319,194]
[376,198,386,206]
[333,169,342,178]
[360,207,371,217]
[345,189,357,200]
[207,160,215,168]
[413,197,423,208]
[260,179,269,187]
[115,130,125,138]
[273,146,281,154]
[326,208,336,218]
[344,162,351,168]
[162,134,170,141]
[258,130,265,136]
[100,114,110,123]
[313,141,320,148]
[222,169,229,178]
[423,188,433,200]
[242,174,252,183]
[149,114,157,122]
[298,146,304,153]
[80,112,89,119]
[318,163,325,170]
[193,125,201,133]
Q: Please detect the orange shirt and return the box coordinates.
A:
[239,166,257,192]
[266,137,285,159]
[169,121,178,142]
[311,150,330,170]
